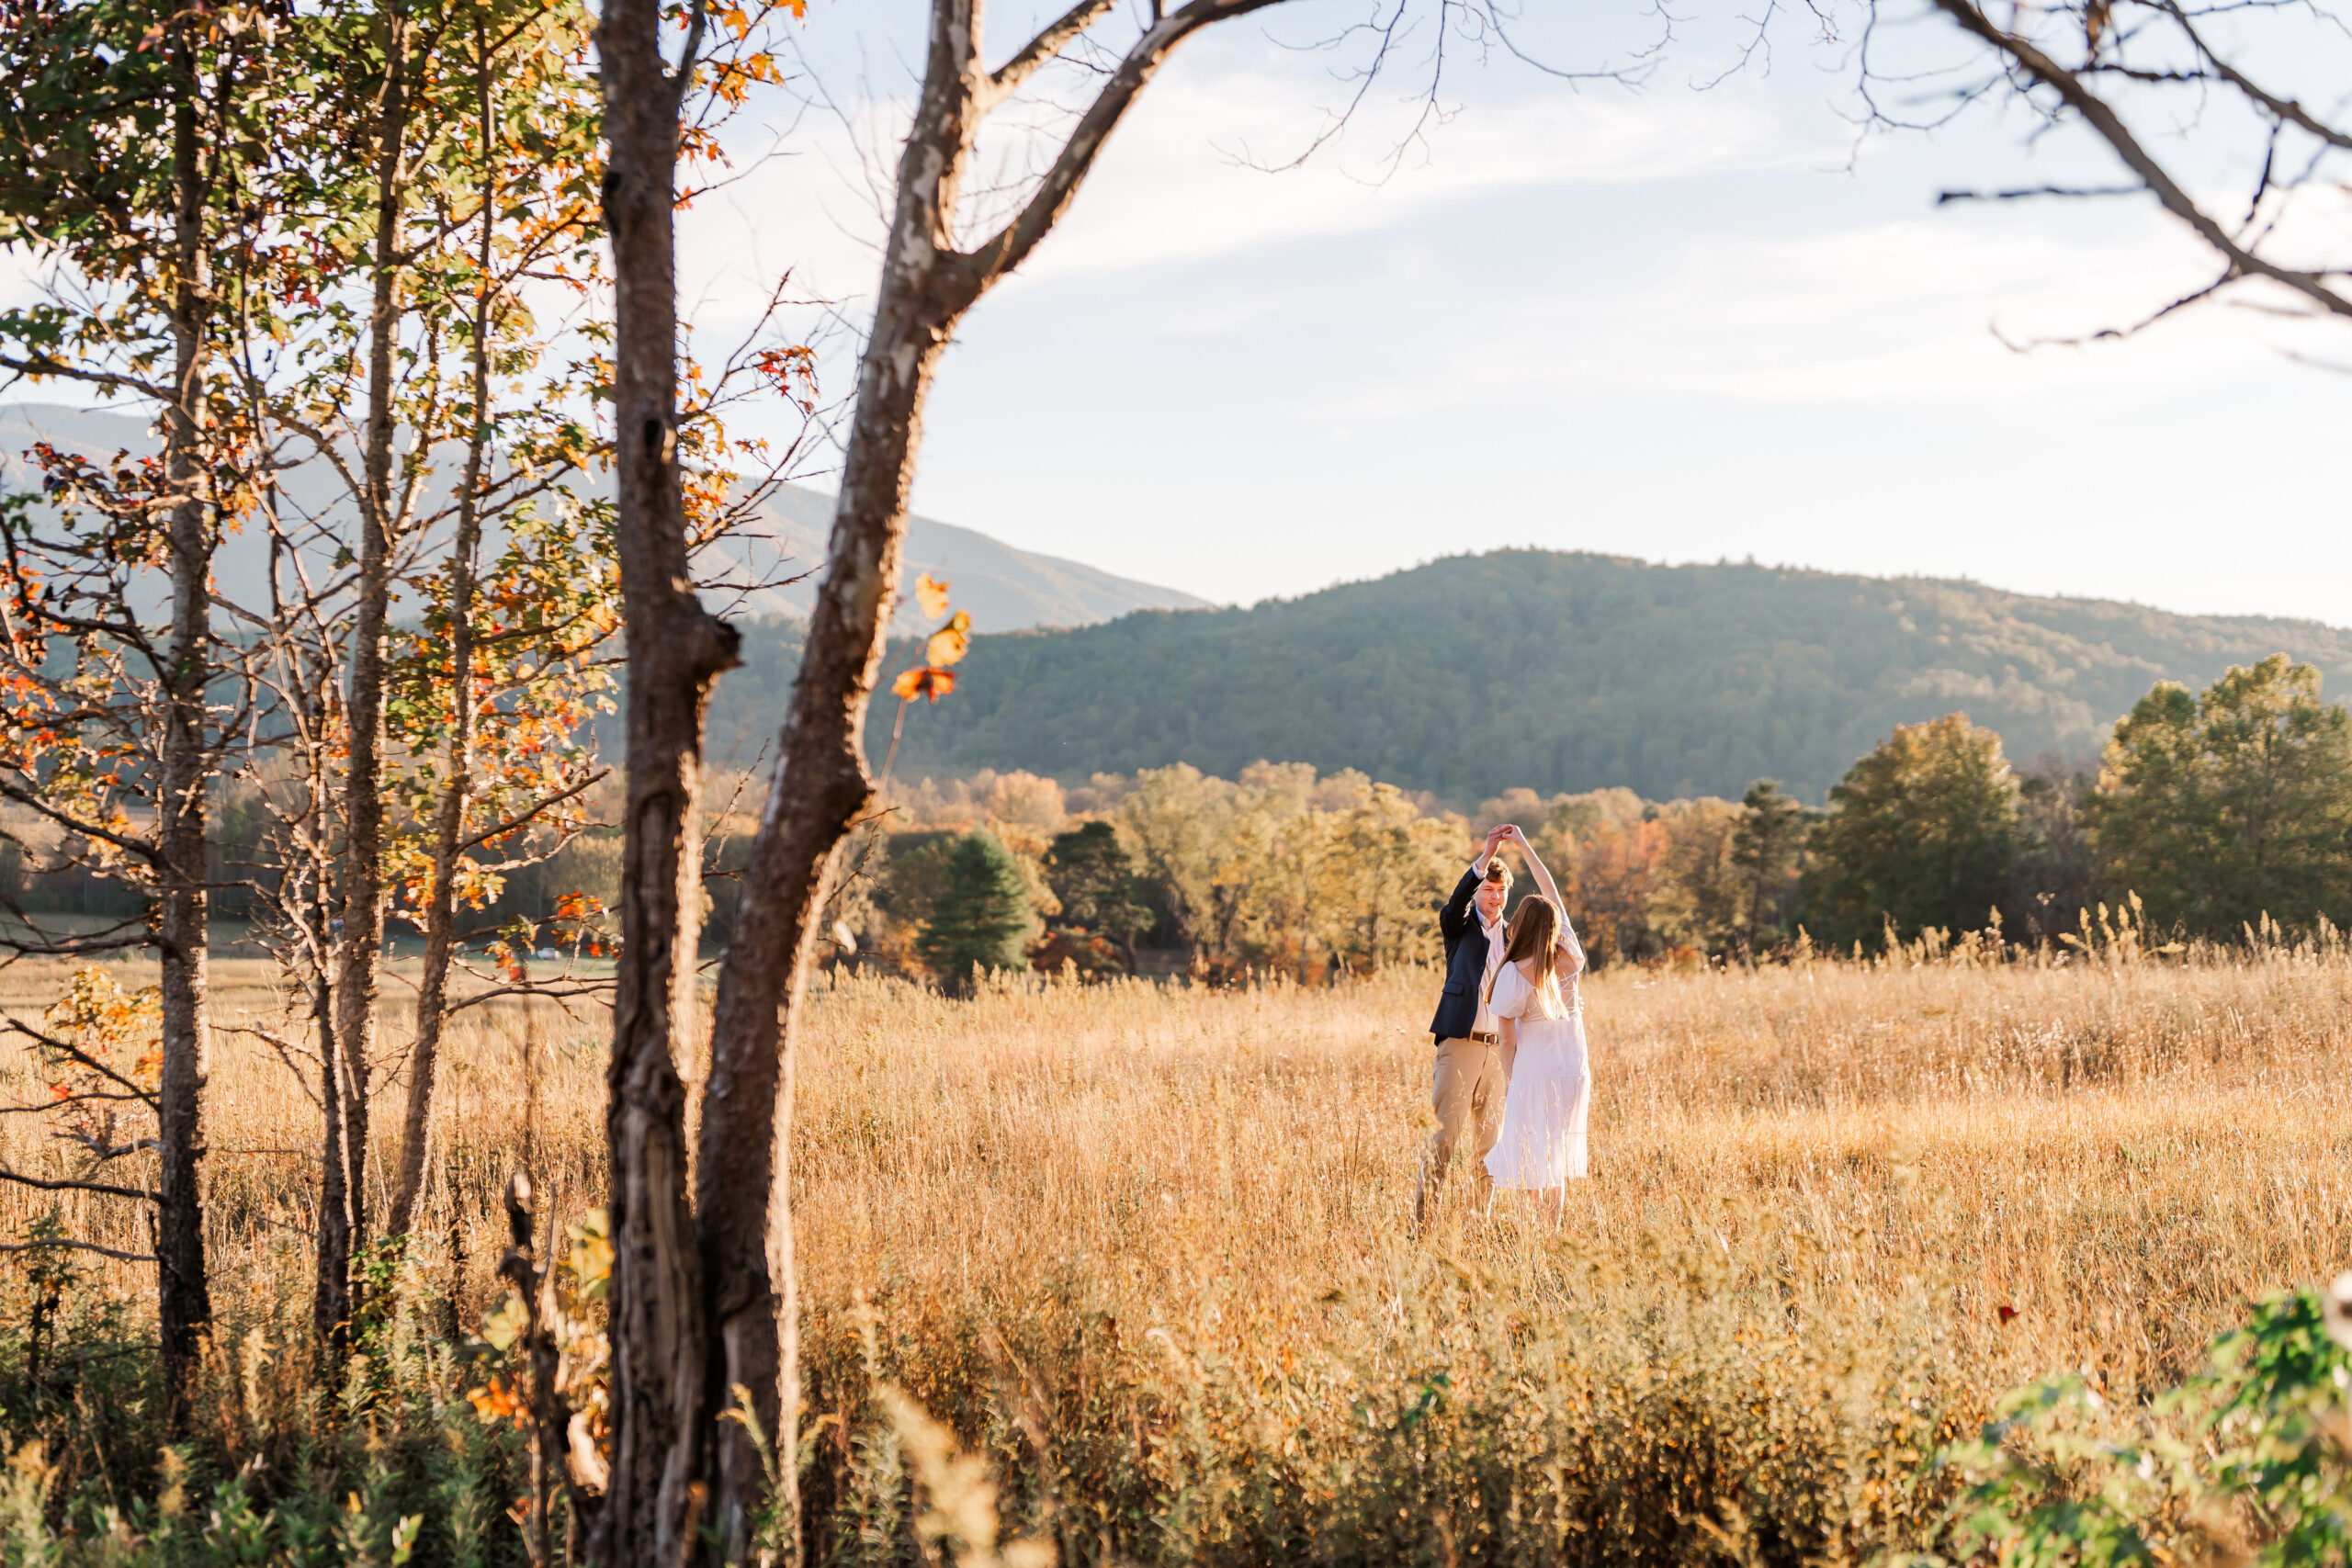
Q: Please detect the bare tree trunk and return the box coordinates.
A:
[384,24,496,1243]
[311,898,350,1350]
[331,0,413,1291]
[695,0,1280,1548]
[154,34,215,1424]
[693,56,968,1535]
[594,0,733,1558]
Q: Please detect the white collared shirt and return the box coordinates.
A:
[1472,908,1507,1035]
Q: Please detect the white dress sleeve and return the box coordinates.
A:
[1487,962,1532,1021]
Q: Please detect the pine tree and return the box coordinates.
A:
[1046,820,1150,967]
[918,829,1035,992]
[1733,780,1807,944]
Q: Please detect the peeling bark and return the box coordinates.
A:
[695,0,1283,1551]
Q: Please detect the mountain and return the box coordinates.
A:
[870,550,2352,804]
[708,486,1209,636]
[0,402,1208,635]
[17,400,2343,804]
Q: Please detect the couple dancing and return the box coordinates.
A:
[1417,823,1590,1229]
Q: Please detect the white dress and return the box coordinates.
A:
[1483,956,1591,1189]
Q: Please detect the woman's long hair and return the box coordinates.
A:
[1486,896,1557,1001]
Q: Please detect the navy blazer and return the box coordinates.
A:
[1427,864,1496,1042]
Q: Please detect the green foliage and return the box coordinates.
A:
[724,552,2352,805]
[0,1248,540,1566]
[1733,779,1806,943]
[1946,1286,2352,1568]
[1803,714,2025,951]
[916,830,1035,991]
[1114,763,1242,956]
[1043,821,1148,965]
[2086,655,2352,937]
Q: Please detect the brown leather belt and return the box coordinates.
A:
[1467,1031,1498,1045]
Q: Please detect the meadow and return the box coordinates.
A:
[3,929,2350,1563]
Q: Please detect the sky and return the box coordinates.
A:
[0,0,2340,628]
[677,0,2352,627]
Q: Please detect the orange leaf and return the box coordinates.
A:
[915,574,951,619]
[468,1378,521,1422]
[892,667,957,704]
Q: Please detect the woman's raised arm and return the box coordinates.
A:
[1510,829,1566,906]
[1508,830,1586,978]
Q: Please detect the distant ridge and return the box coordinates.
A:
[709,484,1211,636]
[869,549,2352,804]
[0,402,1211,635]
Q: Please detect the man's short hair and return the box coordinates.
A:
[1483,860,1513,886]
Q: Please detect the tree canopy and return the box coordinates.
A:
[2087,657,2352,935]
[916,830,1035,992]
[1802,715,2026,949]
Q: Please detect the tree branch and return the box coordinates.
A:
[0,355,173,403]
[2157,0,2352,152]
[0,1237,155,1262]
[955,0,1293,295]
[983,0,1120,107]
[0,1167,151,1201]
[1933,0,2352,320]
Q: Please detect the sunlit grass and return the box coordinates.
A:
[4,940,2348,1561]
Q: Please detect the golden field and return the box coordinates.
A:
[5,935,2351,1563]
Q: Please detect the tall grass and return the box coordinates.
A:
[2,934,2349,1562]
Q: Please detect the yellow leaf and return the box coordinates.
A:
[915,573,951,619]
[480,1291,530,1352]
[925,611,972,668]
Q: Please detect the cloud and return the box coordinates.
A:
[674,38,1834,324]
[1001,67,1824,281]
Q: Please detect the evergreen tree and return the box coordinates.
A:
[1801,714,2024,950]
[1045,820,1150,968]
[917,829,1035,992]
[2086,656,2352,936]
[1732,779,1806,944]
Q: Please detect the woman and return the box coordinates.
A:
[1482,827,1589,1225]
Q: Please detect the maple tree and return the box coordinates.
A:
[0,0,804,1457]
[0,0,282,1418]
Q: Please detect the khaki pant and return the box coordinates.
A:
[1416,1036,1505,1227]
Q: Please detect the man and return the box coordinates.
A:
[1416,822,1515,1229]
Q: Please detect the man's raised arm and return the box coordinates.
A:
[1441,825,1510,942]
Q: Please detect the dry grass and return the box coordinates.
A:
[0,953,606,1317]
[787,946,2352,1562]
[5,942,2350,1562]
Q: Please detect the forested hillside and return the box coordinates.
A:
[805,550,2352,803]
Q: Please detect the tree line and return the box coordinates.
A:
[842,653,2351,986]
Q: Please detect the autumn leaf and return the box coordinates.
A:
[915,573,951,619]
[468,1376,521,1424]
[892,666,956,704]
[481,1291,531,1352]
[924,610,972,668]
